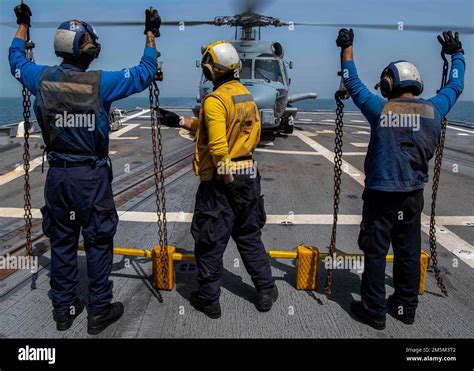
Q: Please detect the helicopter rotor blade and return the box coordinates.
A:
[2,20,472,34]
[288,22,474,34]
[0,20,217,28]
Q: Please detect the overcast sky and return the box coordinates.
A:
[1,0,473,100]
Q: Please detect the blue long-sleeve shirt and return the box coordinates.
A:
[342,53,465,128]
[9,37,157,163]
[342,53,465,191]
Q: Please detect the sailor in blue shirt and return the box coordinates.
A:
[9,3,162,335]
[335,28,465,329]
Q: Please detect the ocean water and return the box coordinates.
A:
[1,96,473,126]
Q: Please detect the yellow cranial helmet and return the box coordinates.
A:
[201,40,242,81]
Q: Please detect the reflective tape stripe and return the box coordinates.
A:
[232,94,254,104]
[41,81,93,94]
[381,101,435,119]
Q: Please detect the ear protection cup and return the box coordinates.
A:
[416,80,424,96]
[80,29,101,59]
[201,51,216,81]
[201,42,242,82]
[202,63,215,81]
[379,68,393,98]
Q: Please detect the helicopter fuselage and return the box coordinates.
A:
[194,40,317,132]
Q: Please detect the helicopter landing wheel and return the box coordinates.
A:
[282,115,294,134]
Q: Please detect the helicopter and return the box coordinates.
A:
[180,2,473,133]
[191,12,319,134]
[3,0,473,134]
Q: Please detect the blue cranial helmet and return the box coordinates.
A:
[54,20,101,60]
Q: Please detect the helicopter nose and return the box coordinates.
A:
[245,84,277,110]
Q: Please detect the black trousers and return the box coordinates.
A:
[41,165,118,316]
[358,188,424,319]
[191,173,275,304]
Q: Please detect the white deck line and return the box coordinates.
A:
[121,109,150,123]
[294,131,474,268]
[109,109,150,140]
[0,155,46,186]
[255,148,322,156]
[0,206,471,264]
[350,142,369,148]
[109,124,140,140]
[447,125,474,134]
[139,126,170,130]
[316,130,336,134]
[294,121,370,130]
[343,152,367,156]
[0,207,472,226]
[298,111,364,116]
[298,118,473,135]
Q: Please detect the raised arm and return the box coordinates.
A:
[100,8,161,104]
[429,31,466,118]
[9,4,47,96]
[337,29,385,124]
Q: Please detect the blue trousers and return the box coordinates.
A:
[191,173,275,304]
[358,188,424,319]
[41,165,118,316]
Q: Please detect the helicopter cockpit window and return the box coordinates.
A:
[240,59,252,79]
[255,59,284,83]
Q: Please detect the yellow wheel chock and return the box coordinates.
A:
[78,245,430,294]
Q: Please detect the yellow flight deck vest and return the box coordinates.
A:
[193,80,261,181]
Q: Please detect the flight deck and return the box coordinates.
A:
[0,108,473,338]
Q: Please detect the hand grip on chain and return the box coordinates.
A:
[336,71,350,101]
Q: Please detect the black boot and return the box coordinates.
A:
[350,300,386,330]
[256,285,278,312]
[54,299,85,331]
[87,302,124,335]
[387,295,415,325]
[190,291,221,319]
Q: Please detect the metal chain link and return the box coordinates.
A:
[428,120,449,297]
[149,80,169,286]
[22,86,33,256]
[325,92,345,295]
[22,38,35,256]
[427,53,449,297]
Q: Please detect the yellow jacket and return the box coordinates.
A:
[191,80,261,181]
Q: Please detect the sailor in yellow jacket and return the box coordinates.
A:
[160,41,277,319]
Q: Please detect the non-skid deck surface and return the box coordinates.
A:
[0,109,473,338]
